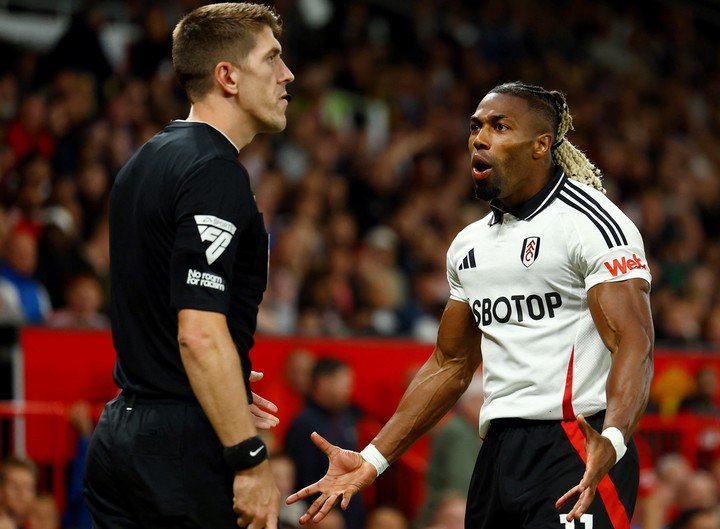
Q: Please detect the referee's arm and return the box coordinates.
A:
[178,308,280,528]
[178,308,258,446]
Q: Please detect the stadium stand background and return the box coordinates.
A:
[0,0,719,528]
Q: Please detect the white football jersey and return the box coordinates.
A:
[447,171,651,436]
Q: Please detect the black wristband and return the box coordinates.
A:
[223,435,268,472]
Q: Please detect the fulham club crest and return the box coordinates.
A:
[521,237,540,268]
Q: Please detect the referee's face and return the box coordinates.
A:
[234,26,295,133]
[468,93,550,208]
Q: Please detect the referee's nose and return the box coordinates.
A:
[278,58,294,85]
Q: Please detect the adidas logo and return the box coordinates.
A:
[459,248,477,270]
[194,215,237,265]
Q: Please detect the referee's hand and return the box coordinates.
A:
[285,432,377,525]
[555,415,616,522]
[233,461,281,529]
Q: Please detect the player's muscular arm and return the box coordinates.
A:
[590,277,654,438]
[178,308,257,445]
[557,278,653,521]
[286,300,481,524]
[371,299,483,463]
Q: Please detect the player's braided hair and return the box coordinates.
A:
[488,82,605,193]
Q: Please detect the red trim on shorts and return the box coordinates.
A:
[562,346,575,421]
[561,421,630,529]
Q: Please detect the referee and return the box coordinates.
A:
[84,4,293,529]
[287,82,653,528]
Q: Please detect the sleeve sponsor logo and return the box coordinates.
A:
[603,253,647,277]
[194,215,237,265]
[187,269,225,291]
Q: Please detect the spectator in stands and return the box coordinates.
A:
[669,508,720,529]
[47,272,109,329]
[285,357,363,529]
[26,493,59,529]
[266,348,316,448]
[677,471,719,512]
[418,373,483,527]
[680,367,720,417]
[365,507,408,529]
[656,453,695,521]
[0,456,38,528]
[269,455,306,529]
[423,492,466,529]
[0,231,51,323]
[62,401,93,529]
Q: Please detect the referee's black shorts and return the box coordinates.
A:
[465,412,638,529]
[84,394,237,529]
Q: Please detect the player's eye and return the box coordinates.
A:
[470,123,480,133]
[495,123,509,131]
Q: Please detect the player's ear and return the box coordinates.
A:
[214,61,240,96]
[532,132,552,160]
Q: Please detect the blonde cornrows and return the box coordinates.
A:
[489,82,605,193]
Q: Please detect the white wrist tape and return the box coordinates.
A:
[601,427,627,464]
[360,444,389,476]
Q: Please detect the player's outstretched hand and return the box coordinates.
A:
[286,432,378,525]
[248,371,279,430]
[555,415,617,522]
[233,460,281,529]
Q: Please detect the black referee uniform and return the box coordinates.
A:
[84,121,268,529]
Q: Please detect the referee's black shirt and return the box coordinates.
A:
[109,121,267,401]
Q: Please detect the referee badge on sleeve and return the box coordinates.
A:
[521,236,540,268]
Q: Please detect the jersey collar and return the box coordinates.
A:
[173,119,240,153]
[489,168,566,225]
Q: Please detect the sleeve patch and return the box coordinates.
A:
[194,215,237,265]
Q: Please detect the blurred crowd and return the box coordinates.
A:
[0,0,716,343]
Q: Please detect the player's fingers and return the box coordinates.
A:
[287,483,320,504]
[310,431,337,456]
[301,493,328,523]
[554,484,581,509]
[340,490,355,510]
[251,393,279,412]
[249,371,264,382]
[576,414,593,439]
[312,494,339,522]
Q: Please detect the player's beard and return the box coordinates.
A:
[474,182,501,201]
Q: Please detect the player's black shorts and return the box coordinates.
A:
[465,411,638,529]
[84,394,237,529]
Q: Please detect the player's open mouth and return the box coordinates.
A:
[280,93,292,102]
[472,160,492,180]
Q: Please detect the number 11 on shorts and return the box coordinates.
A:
[559,514,593,529]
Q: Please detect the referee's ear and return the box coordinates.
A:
[213,61,240,97]
[532,132,553,160]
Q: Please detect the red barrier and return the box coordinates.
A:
[17,328,720,460]
[13,328,720,517]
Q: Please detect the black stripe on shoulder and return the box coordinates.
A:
[558,193,613,248]
[561,184,623,246]
[565,180,628,245]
